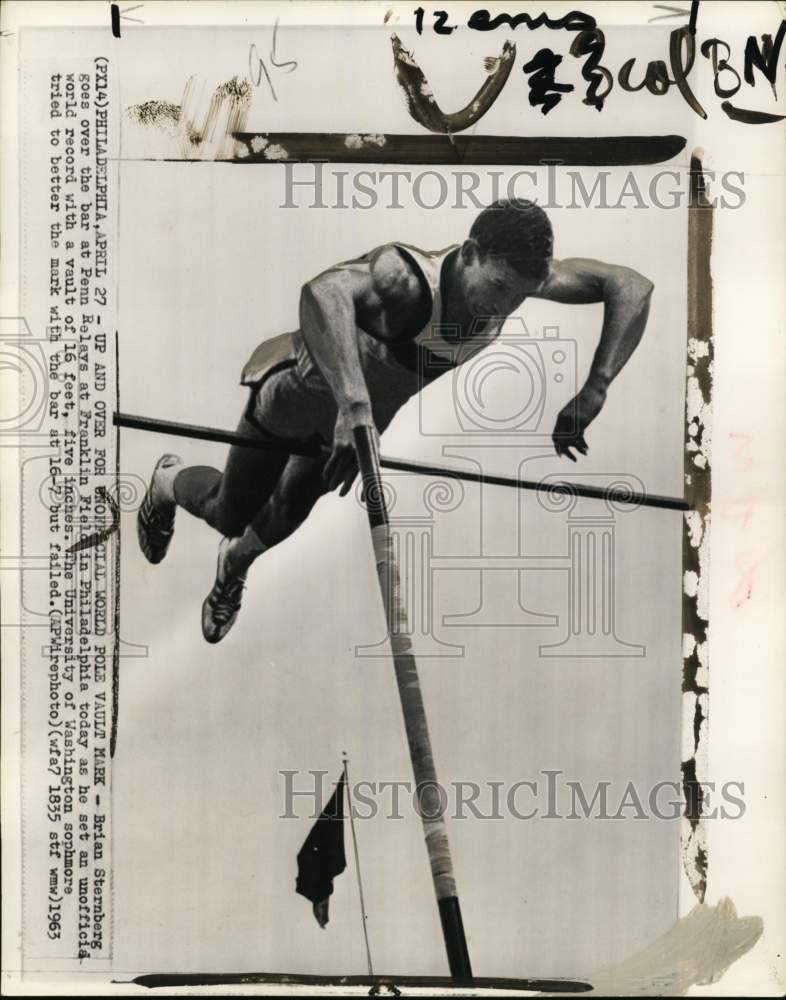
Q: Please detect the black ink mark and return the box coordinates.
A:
[466,9,596,33]
[132,972,592,992]
[433,10,457,35]
[720,100,786,123]
[522,48,574,114]
[414,8,458,34]
[670,25,706,119]
[66,487,119,554]
[701,38,741,98]
[391,33,515,134]
[689,0,700,35]
[570,29,613,111]
[619,56,672,96]
[111,3,121,38]
[409,1,783,127]
[231,131,687,165]
[744,20,786,97]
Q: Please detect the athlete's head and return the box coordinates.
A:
[459,199,553,316]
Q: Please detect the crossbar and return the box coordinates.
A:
[113,411,689,512]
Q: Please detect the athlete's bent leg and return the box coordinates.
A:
[172,412,290,538]
[137,406,292,566]
[201,454,328,643]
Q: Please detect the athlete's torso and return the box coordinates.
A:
[345,242,504,368]
[338,243,439,345]
[241,242,505,387]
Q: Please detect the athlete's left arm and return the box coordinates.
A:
[533,257,654,461]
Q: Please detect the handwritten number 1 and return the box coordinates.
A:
[414,7,456,35]
[249,44,277,97]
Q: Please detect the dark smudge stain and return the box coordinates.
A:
[127,76,251,159]
[680,152,714,904]
[126,99,181,128]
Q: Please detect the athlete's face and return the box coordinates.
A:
[460,242,550,319]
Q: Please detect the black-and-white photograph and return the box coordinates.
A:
[1,2,784,996]
[120,170,684,980]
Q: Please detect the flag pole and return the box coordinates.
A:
[342,754,374,977]
[352,426,473,982]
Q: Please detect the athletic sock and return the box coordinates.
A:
[225,527,268,578]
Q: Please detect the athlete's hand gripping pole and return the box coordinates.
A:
[324,403,377,497]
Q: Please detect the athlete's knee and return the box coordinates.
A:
[212,507,249,539]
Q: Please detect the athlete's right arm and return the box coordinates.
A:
[299,265,376,496]
[301,247,423,494]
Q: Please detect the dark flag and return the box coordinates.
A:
[295,772,346,928]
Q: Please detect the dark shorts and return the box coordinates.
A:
[246,328,424,445]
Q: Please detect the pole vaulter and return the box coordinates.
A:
[114,200,680,981]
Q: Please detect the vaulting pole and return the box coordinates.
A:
[352,425,473,981]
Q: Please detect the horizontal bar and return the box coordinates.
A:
[382,456,689,511]
[231,132,687,166]
[113,411,689,512]
[133,971,592,992]
[114,410,323,458]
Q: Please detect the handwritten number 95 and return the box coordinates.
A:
[248,19,298,101]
